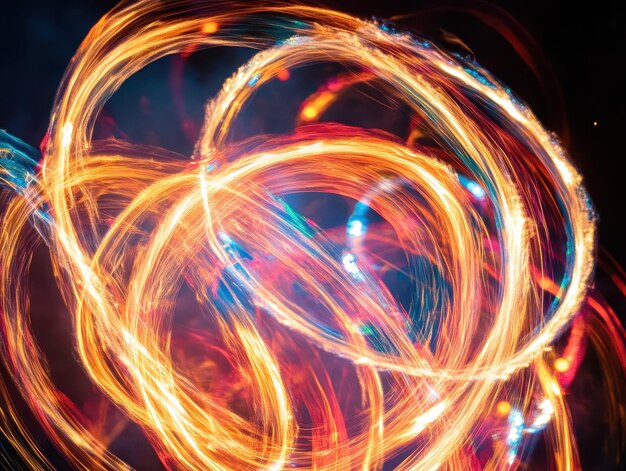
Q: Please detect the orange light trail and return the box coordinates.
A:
[0,1,624,470]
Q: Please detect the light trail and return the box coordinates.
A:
[1,2,624,469]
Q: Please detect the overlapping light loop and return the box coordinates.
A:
[0,2,608,470]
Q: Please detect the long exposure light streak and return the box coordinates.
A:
[1,1,625,469]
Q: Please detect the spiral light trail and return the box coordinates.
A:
[1,1,624,470]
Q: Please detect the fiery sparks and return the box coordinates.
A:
[1,1,625,470]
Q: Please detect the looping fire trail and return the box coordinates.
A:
[1,1,624,470]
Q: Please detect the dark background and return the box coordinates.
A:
[1,0,624,469]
